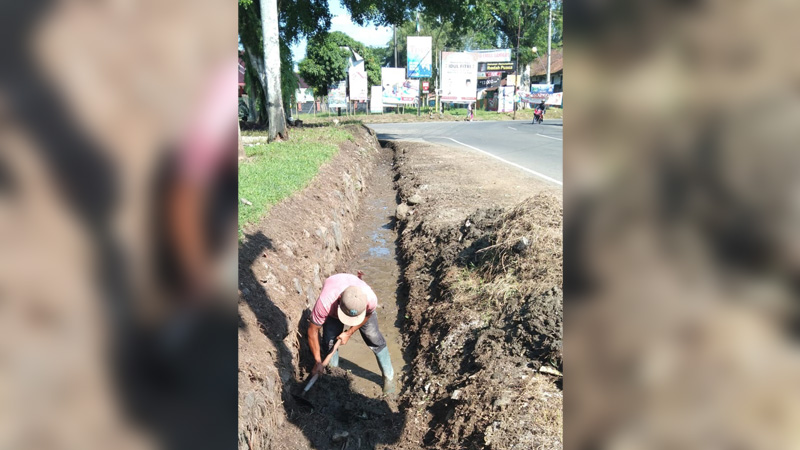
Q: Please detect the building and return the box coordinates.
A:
[529,48,563,93]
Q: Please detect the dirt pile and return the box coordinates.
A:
[392,142,563,449]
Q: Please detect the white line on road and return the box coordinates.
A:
[536,133,562,141]
[507,126,517,131]
[441,137,563,186]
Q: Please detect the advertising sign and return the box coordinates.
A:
[530,84,555,98]
[478,62,516,72]
[422,81,429,93]
[381,68,418,105]
[370,85,384,112]
[468,49,512,62]
[499,86,515,112]
[545,92,563,106]
[328,80,347,109]
[407,36,432,78]
[440,52,478,102]
[348,64,368,101]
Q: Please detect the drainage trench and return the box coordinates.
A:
[335,145,405,398]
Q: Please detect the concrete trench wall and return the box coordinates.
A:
[237,125,383,449]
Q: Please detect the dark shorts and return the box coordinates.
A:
[322,313,386,356]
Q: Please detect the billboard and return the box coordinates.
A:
[348,64,368,101]
[328,80,347,109]
[530,84,554,98]
[499,86,515,113]
[407,36,432,78]
[370,85,383,112]
[468,49,512,62]
[440,52,478,102]
[381,67,418,105]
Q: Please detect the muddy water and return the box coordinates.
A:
[336,149,404,398]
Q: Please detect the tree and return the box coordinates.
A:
[239,0,330,134]
[298,31,382,97]
[298,36,349,97]
[261,0,287,140]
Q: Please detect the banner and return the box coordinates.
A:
[381,68,418,105]
[468,49,512,63]
[348,64,368,101]
[545,92,563,106]
[407,36,432,78]
[440,52,478,102]
[370,85,383,112]
[530,84,554,98]
[328,80,347,109]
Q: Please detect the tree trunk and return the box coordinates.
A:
[260,0,287,141]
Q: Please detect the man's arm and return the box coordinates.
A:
[307,322,324,375]
[337,312,371,345]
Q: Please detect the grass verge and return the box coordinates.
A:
[238,126,352,233]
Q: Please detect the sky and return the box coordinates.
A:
[289,0,393,70]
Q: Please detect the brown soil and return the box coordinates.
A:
[390,140,563,449]
[238,127,562,449]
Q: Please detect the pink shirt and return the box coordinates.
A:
[310,274,378,326]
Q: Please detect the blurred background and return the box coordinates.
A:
[0,0,237,449]
[565,0,800,448]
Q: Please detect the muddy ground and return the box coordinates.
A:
[239,125,562,449]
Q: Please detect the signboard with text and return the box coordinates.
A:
[407,36,432,78]
[381,67,418,104]
[348,63,368,101]
[327,81,347,109]
[478,61,516,72]
[468,49,512,63]
[440,52,478,102]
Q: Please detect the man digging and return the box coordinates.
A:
[307,273,395,395]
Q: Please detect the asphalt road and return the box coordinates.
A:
[368,119,563,186]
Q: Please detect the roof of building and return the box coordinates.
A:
[295,74,310,89]
[529,48,563,76]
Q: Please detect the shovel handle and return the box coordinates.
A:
[303,374,319,392]
[304,338,342,392]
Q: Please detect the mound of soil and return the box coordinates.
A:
[391,141,563,449]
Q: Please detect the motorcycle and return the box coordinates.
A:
[533,108,544,124]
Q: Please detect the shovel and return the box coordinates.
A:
[292,338,343,407]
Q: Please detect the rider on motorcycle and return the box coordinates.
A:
[532,99,546,124]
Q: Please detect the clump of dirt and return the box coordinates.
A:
[395,187,563,449]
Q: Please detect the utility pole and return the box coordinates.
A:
[513,8,521,120]
[546,0,553,85]
[393,25,398,67]
[417,11,421,117]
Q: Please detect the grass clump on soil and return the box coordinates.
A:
[238,126,352,231]
[400,193,563,449]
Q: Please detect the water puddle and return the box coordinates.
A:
[337,151,404,398]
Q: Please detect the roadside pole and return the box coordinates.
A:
[513,9,521,120]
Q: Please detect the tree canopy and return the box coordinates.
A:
[298,31,382,97]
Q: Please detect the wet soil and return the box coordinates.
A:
[337,151,405,398]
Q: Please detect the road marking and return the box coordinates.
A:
[507,126,517,131]
[441,137,563,186]
[536,133,562,141]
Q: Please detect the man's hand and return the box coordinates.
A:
[312,361,324,376]
[337,331,352,346]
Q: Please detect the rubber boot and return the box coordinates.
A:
[328,350,339,368]
[375,347,395,395]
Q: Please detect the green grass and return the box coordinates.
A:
[238,126,353,233]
